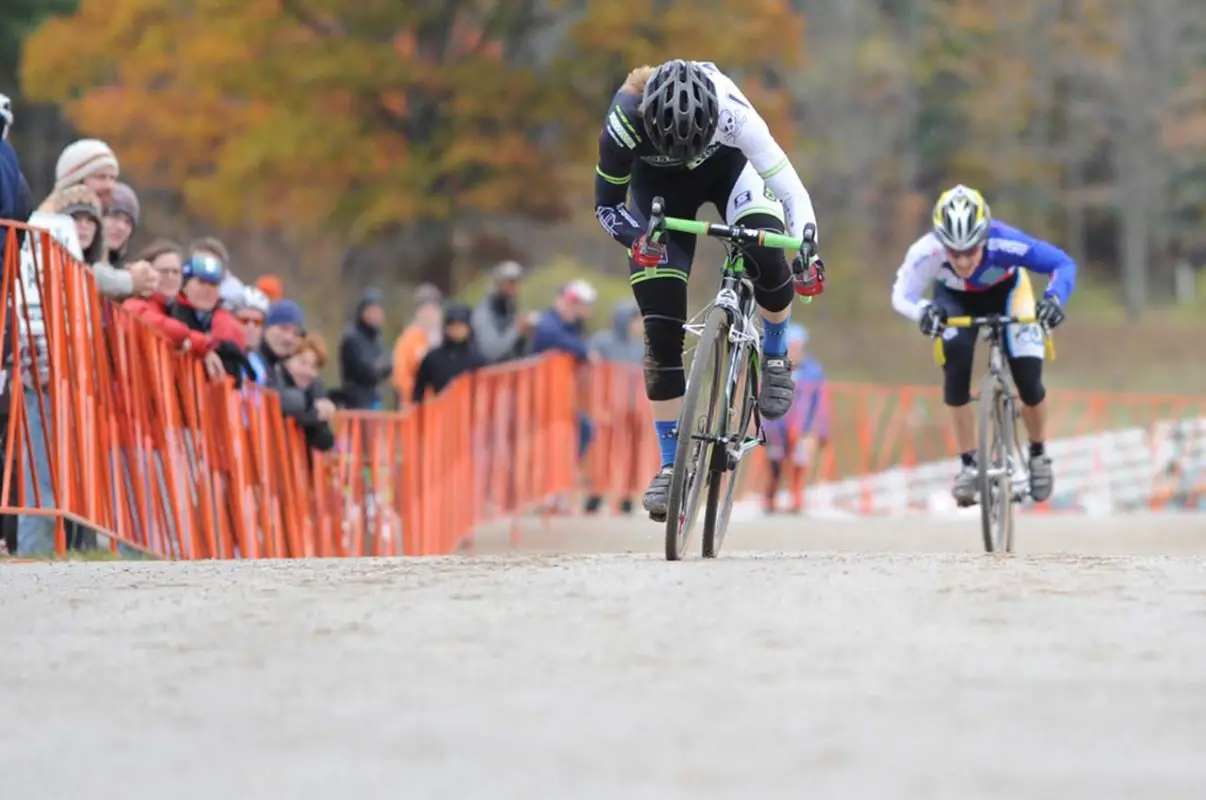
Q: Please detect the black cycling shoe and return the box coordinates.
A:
[759,356,795,421]
[643,467,674,522]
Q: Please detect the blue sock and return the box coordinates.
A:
[654,420,678,468]
[762,317,789,358]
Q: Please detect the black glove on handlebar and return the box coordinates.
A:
[919,304,948,337]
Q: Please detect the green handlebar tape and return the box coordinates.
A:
[663,216,804,251]
[664,218,711,236]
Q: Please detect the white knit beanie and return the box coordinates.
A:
[54,139,119,191]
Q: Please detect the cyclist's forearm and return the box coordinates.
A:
[594,168,645,247]
[765,167,817,242]
[747,142,817,241]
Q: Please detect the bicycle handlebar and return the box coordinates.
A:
[944,314,1036,328]
[645,196,815,253]
[931,313,1056,365]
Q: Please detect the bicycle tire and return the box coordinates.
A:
[664,305,727,561]
[702,350,757,558]
[998,395,1018,553]
[977,372,1012,552]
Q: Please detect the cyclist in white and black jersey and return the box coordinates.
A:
[594,59,825,520]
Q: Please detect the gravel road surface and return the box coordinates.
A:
[2,512,1204,799]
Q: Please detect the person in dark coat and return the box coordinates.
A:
[337,288,392,410]
[412,303,485,403]
[273,333,337,452]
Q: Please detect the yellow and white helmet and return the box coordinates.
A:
[932,184,991,251]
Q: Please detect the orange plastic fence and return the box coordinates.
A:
[2,218,1203,560]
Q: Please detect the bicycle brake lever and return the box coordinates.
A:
[647,196,667,244]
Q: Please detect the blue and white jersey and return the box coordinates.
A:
[891,220,1077,322]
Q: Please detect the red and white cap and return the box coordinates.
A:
[562,279,597,304]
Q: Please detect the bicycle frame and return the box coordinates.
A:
[685,243,764,462]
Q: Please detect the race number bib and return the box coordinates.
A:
[1007,321,1045,360]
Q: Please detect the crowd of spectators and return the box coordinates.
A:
[0,112,359,555]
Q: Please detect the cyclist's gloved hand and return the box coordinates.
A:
[1036,296,1065,329]
[792,252,825,297]
[631,235,666,269]
[919,303,948,337]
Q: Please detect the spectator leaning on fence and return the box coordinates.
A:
[168,253,252,383]
[188,235,247,312]
[472,260,537,364]
[337,288,393,410]
[229,286,271,385]
[139,238,186,297]
[31,184,148,296]
[275,332,337,453]
[260,298,306,371]
[412,303,485,403]
[104,182,139,268]
[392,282,443,408]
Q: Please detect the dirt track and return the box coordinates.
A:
[3,512,1205,799]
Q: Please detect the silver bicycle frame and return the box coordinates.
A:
[681,247,764,463]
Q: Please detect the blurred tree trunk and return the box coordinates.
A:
[1117,2,1154,317]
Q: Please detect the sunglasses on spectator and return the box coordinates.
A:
[237,315,264,327]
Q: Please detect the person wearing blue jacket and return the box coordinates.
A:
[0,94,32,260]
[529,280,600,462]
[891,185,1077,506]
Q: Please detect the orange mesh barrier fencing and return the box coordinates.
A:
[0,220,579,558]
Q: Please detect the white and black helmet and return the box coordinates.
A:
[641,60,719,163]
[932,184,991,252]
[0,93,12,141]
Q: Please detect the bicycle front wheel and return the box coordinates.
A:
[665,305,728,561]
[977,372,1014,553]
[701,349,757,558]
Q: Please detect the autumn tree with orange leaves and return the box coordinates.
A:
[20,0,806,280]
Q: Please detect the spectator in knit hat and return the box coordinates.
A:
[337,288,392,410]
[104,182,139,268]
[228,286,272,386]
[54,139,119,205]
[392,282,443,407]
[167,254,252,384]
[261,299,306,372]
[55,185,107,266]
[30,184,155,299]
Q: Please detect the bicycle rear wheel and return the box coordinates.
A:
[665,306,728,561]
[701,350,757,558]
[977,372,1014,553]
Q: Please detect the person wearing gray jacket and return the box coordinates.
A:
[470,260,537,364]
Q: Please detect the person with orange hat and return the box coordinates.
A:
[256,275,285,302]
